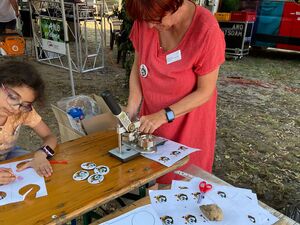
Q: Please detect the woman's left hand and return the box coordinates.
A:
[139,111,167,134]
[17,151,53,177]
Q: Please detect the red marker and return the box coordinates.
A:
[49,160,68,165]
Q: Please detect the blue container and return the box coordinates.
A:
[67,107,84,120]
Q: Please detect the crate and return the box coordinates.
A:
[215,12,231,22]
[231,11,256,22]
[219,21,255,59]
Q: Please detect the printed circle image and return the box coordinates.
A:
[87,174,104,184]
[81,162,96,170]
[0,191,7,200]
[175,193,188,201]
[160,215,174,225]
[183,215,197,224]
[73,170,89,181]
[154,195,167,203]
[217,191,227,198]
[131,211,155,225]
[94,165,110,175]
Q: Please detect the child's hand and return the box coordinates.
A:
[17,151,53,177]
[0,168,16,185]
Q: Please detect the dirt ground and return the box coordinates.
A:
[1,46,299,219]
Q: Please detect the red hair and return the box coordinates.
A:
[126,0,184,22]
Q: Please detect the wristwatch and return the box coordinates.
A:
[164,107,175,123]
[38,145,55,159]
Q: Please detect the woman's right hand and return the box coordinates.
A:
[0,168,16,185]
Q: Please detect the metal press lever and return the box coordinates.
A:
[101,90,136,132]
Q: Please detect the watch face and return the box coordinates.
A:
[43,146,55,156]
[166,110,175,121]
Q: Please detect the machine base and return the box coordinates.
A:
[108,145,140,162]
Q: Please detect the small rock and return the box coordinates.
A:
[200,204,223,221]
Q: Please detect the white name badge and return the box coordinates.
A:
[166,50,182,64]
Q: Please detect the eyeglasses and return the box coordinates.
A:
[1,84,33,112]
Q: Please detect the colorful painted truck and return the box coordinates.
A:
[249,0,300,51]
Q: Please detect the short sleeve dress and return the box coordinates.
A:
[129,6,225,184]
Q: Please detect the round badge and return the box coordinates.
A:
[81,162,96,170]
[140,64,148,78]
[87,174,104,184]
[73,170,89,181]
[94,165,110,175]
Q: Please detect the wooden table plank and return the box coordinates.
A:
[94,165,298,225]
[0,131,188,225]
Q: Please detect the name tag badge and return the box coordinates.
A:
[166,50,182,64]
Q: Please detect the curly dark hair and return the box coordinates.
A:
[0,61,45,103]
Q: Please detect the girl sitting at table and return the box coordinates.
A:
[0,61,57,185]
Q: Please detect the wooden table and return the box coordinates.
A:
[0,131,188,225]
[94,165,298,225]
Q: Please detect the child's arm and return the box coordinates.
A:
[32,120,57,150]
[17,121,57,177]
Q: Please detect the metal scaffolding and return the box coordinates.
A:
[30,0,105,74]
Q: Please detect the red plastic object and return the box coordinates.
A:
[277,2,300,51]
[231,11,257,22]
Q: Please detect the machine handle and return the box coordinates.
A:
[101,90,122,116]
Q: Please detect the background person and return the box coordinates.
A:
[125,0,225,184]
[0,0,19,35]
[0,61,57,185]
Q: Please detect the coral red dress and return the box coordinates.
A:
[129,6,225,184]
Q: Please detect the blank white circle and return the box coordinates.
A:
[131,211,155,225]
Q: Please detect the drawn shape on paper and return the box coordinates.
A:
[191,192,201,200]
[178,186,188,189]
[178,146,188,151]
[175,193,188,201]
[160,215,174,225]
[0,191,7,200]
[217,191,227,198]
[94,165,110,175]
[154,195,167,203]
[182,214,197,224]
[19,184,40,200]
[131,211,156,225]
[158,156,170,163]
[16,160,31,170]
[248,215,256,223]
[170,151,181,156]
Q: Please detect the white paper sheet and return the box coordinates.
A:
[99,204,161,225]
[142,139,199,167]
[0,159,48,206]
[149,177,279,225]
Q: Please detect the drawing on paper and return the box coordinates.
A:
[160,215,174,225]
[0,159,48,206]
[175,193,188,201]
[19,184,40,200]
[182,214,197,224]
[0,191,7,200]
[154,195,167,203]
[131,211,156,225]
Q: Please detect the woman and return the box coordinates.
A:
[126,0,225,184]
[0,61,57,185]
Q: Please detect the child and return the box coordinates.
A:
[0,61,57,185]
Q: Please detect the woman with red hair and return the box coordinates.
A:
[126,0,225,184]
